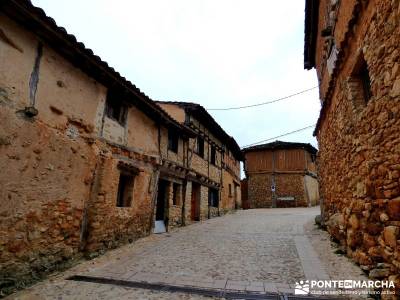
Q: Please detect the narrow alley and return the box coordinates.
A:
[8,207,367,299]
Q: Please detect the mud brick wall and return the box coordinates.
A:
[84,153,156,252]
[314,0,400,291]
[0,101,97,288]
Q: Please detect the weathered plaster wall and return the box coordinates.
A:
[85,152,157,252]
[0,15,37,109]
[0,93,97,287]
[157,103,186,123]
[0,13,164,291]
[221,169,237,213]
[35,46,106,133]
[0,14,102,288]
[304,175,319,207]
[126,106,159,155]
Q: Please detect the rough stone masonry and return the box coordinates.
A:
[304,0,400,297]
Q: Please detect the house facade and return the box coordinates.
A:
[304,0,400,290]
[157,102,243,221]
[0,0,241,291]
[243,141,319,208]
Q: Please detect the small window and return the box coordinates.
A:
[116,172,135,207]
[168,129,179,153]
[349,55,372,108]
[311,154,316,163]
[208,188,219,208]
[359,61,372,103]
[172,183,181,206]
[228,184,232,197]
[210,145,216,165]
[105,92,127,126]
[196,136,204,158]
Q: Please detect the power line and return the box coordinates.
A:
[207,86,318,111]
[241,124,316,149]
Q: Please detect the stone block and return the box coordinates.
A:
[388,197,400,220]
[384,226,399,248]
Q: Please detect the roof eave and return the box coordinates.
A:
[304,0,319,70]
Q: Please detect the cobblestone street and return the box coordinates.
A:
[8,207,367,299]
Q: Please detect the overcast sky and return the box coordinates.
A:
[32,0,320,149]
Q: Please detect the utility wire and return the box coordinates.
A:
[241,124,316,149]
[207,86,318,111]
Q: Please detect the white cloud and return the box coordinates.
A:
[32,0,320,148]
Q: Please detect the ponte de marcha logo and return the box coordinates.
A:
[295,280,310,295]
[293,279,395,296]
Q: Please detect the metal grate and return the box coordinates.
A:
[68,275,338,300]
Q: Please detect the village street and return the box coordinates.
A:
[8,207,368,299]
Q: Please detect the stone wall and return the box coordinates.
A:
[313,0,400,292]
[248,173,273,208]
[157,104,242,219]
[183,181,192,225]
[199,185,210,220]
[84,150,157,253]
[221,169,238,214]
[247,173,308,208]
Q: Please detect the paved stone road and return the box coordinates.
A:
[8,207,368,299]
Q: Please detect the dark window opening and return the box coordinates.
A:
[172,183,180,206]
[105,92,127,126]
[229,184,232,197]
[116,172,135,207]
[351,56,372,105]
[208,188,219,208]
[359,61,372,103]
[210,145,216,165]
[168,129,179,153]
[311,154,316,163]
[196,136,204,158]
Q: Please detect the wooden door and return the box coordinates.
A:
[191,183,200,221]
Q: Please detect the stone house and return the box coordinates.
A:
[304,0,400,291]
[242,141,319,208]
[0,0,241,291]
[156,101,243,221]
